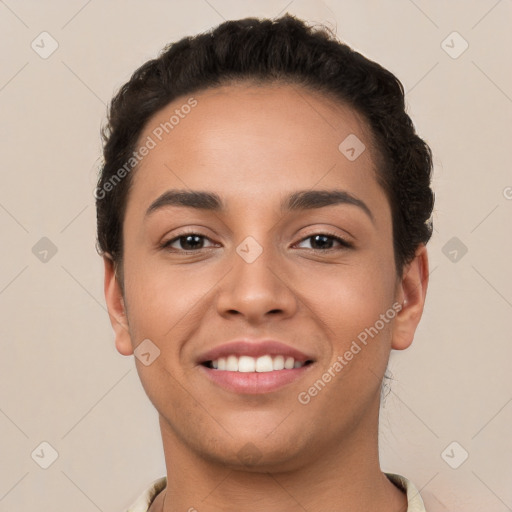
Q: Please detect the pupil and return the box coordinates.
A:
[312,235,331,250]
[182,235,202,250]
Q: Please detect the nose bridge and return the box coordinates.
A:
[216,231,296,320]
[234,233,282,293]
[235,234,278,286]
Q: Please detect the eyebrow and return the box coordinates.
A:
[145,188,374,223]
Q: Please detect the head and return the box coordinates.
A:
[97,15,433,470]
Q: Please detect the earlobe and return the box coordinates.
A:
[391,244,429,351]
[103,255,134,356]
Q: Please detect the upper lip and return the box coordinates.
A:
[197,340,315,364]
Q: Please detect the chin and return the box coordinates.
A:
[197,428,316,473]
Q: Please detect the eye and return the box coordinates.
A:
[160,232,217,252]
[295,233,353,251]
[160,231,353,253]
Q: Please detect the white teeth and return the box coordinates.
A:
[226,355,238,371]
[255,355,273,372]
[209,354,309,372]
[284,357,295,369]
[238,356,255,372]
[272,355,285,370]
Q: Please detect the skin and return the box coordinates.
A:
[103,83,429,512]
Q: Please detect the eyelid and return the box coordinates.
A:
[294,223,354,244]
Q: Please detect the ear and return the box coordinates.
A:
[103,255,133,356]
[391,244,429,351]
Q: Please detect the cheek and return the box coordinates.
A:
[122,251,216,344]
[313,255,397,384]
[318,257,395,327]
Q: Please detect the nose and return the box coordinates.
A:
[215,238,298,325]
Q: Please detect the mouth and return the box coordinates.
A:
[197,340,316,394]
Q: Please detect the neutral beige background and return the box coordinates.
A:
[1,1,511,511]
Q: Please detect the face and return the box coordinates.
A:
[105,83,428,471]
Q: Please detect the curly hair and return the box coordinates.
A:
[96,14,434,278]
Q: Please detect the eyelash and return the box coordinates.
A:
[160,231,353,253]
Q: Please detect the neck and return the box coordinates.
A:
[153,404,407,512]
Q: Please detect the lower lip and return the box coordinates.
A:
[199,364,314,394]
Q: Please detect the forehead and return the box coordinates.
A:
[127,83,386,219]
